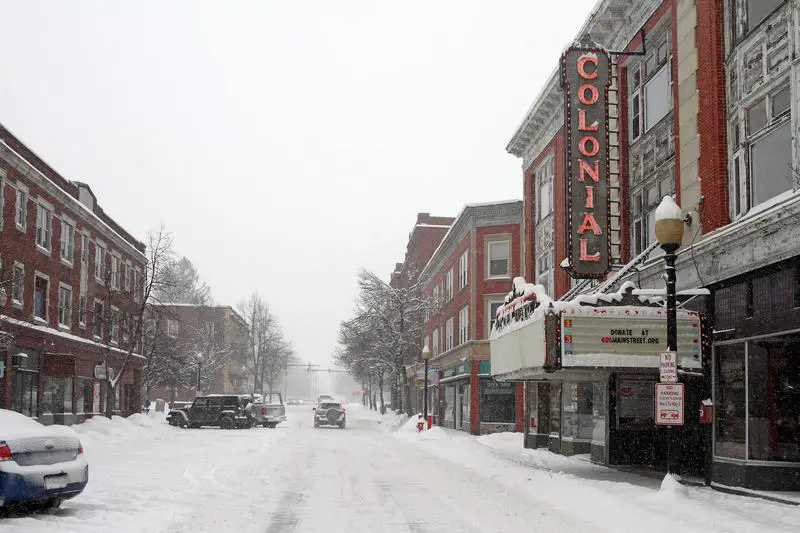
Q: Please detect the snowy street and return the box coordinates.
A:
[2,405,799,533]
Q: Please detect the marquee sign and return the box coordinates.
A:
[561,47,612,278]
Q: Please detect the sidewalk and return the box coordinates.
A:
[393,420,800,533]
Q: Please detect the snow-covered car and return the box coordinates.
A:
[313,402,346,429]
[0,409,88,510]
[165,401,193,427]
[241,393,287,428]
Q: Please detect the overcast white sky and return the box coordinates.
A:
[0,0,597,366]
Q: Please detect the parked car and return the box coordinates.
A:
[313,402,346,429]
[173,395,253,429]
[241,393,286,428]
[0,409,88,510]
[165,401,193,427]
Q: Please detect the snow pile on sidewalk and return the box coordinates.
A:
[344,403,409,431]
[396,428,800,533]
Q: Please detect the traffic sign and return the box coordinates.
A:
[659,351,678,383]
[655,383,684,426]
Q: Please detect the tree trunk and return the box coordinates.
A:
[378,373,386,414]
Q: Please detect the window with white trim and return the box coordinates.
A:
[458,306,468,345]
[445,268,453,301]
[79,295,87,326]
[536,253,553,298]
[445,317,453,352]
[632,176,674,256]
[111,306,120,344]
[125,263,132,292]
[729,0,786,43]
[93,300,104,338]
[487,240,510,278]
[95,244,106,280]
[133,269,142,302]
[167,319,179,338]
[34,274,49,321]
[628,32,671,141]
[60,220,75,264]
[432,328,439,356]
[81,234,89,263]
[432,285,439,310]
[58,285,72,327]
[487,299,504,336]
[111,255,121,289]
[729,83,792,218]
[35,204,52,251]
[536,157,553,221]
[459,251,468,290]
[15,188,26,229]
[12,263,24,304]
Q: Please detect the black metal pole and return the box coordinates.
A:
[423,359,429,426]
[197,363,202,394]
[663,244,679,475]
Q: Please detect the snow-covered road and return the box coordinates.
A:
[1,405,798,533]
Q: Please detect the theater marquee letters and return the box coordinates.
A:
[561,47,611,278]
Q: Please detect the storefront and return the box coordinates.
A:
[710,256,800,490]
[492,281,706,473]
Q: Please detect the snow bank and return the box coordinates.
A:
[658,473,689,499]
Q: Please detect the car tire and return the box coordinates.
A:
[339,423,345,429]
[220,417,234,430]
[179,418,188,428]
[262,422,270,428]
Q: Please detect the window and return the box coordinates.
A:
[125,263,132,292]
[445,317,453,352]
[445,269,453,301]
[459,251,468,290]
[487,240,510,278]
[93,300,104,338]
[41,376,73,419]
[730,85,793,216]
[644,65,671,130]
[133,269,141,302]
[488,300,504,335]
[536,253,553,298]
[35,204,52,251]
[60,220,75,264]
[95,244,106,280]
[536,157,553,221]
[79,295,87,325]
[11,263,24,304]
[15,188,27,229]
[111,307,120,344]
[34,275,49,321]
[58,285,72,327]
[480,379,516,423]
[735,0,785,37]
[432,328,439,356]
[81,234,89,263]
[458,306,468,345]
[111,255,121,289]
[715,343,746,458]
[167,319,179,338]
[630,178,674,256]
[432,285,439,309]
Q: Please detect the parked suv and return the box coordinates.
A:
[313,402,346,429]
[174,395,253,429]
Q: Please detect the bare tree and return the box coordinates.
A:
[93,224,175,416]
[154,256,211,305]
[238,293,292,395]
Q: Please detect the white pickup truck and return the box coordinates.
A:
[242,393,287,428]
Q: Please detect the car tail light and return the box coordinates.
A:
[78,442,84,455]
[261,407,267,415]
[0,442,12,462]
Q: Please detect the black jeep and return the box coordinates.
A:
[174,394,254,429]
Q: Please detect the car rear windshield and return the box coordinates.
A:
[320,403,341,409]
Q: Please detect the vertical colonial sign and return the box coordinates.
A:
[561,47,612,278]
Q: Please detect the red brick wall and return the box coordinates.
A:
[475,224,521,339]
[552,131,570,298]
[425,232,471,347]
[671,0,682,203]
[697,0,729,231]
[515,382,524,432]
[523,166,535,283]
[470,360,480,434]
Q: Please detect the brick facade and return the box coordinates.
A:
[0,124,145,424]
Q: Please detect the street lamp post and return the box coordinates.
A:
[195,352,205,397]
[421,343,432,429]
[655,195,685,475]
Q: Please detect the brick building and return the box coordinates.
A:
[148,303,250,402]
[0,124,146,425]
[500,0,800,490]
[418,200,524,435]
[390,212,454,289]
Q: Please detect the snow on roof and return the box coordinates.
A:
[0,140,146,259]
[415,223,452,228]
[0,314,145,360]
[655,195,682,222]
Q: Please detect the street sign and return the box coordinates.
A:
[659,351,678,383]
[655,383,684,426]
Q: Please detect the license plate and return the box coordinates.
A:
[44,474,68,490]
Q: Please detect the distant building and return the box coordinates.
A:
[415,200,524,435]
[390,213,454,289]
[0,123,146,424]
[147,303,249,402]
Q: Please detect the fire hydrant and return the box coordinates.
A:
[416,414,425,432]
